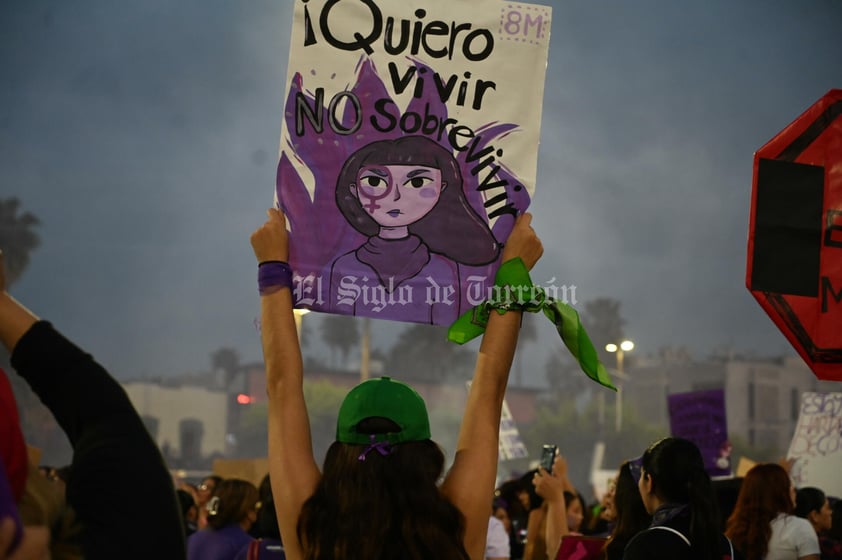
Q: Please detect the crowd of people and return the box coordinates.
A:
[2,211,842,560]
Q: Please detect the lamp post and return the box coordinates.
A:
[606,339,634,432]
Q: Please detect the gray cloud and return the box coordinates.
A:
[2,0,839,383]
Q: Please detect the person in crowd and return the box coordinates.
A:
[250,208,543,560]
[795,487,839,559]
[237,474,285,559]
[486,499,511,560]
[526,455,573,560]
[0,249,185,558]
[823,499,842,560]
[623,437,735,560]
[197,475,223,530]
[564,491,586,535]
[601,461,650,560]
[497,478,530,560]
[492,497,512,536]
[188,478,258,560]
[177,488,199,537]
[726,463,818,560]
[585,480,616,537]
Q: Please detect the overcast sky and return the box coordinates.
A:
[2,0,840,386]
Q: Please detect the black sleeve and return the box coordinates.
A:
[11,321,186,560]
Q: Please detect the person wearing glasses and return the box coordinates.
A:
[188,478,260,560]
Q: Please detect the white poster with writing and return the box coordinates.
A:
[787,392,842,497]
[275,0,552,325]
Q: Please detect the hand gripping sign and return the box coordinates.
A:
[747,89,842,381]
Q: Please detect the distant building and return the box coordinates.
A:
[123,381,227,466]
[625,351,840,454]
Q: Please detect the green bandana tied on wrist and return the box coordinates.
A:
[447,257,616,391]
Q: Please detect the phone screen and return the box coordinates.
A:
[540,444,557,473]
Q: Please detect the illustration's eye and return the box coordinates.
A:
[361,175,388,189]
[406,176,433,188]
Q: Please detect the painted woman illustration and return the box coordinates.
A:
[329,135,500,324]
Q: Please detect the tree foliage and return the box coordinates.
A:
[320,314,360,367]
[0,197,41,287]
[385,323,473,381]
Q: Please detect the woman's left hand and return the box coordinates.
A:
[250,208,289,263]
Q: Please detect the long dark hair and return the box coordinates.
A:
[603,461,651,560]
[642,437,721,560]
[297,418,468,560]
[726,463,793,560]
[335,136,499,265]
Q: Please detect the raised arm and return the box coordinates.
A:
[250,209,320,560]
[0,251,185,557]
[441,213,543,560]
[533,457,570,560]
[0,251,37,351]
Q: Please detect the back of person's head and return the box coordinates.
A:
[641,437,720,560]
[725,463,793,560]
[298,377,468,560]
[206,478,259,531]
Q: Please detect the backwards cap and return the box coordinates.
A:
[336,376,431,445]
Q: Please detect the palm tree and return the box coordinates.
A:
[320,314,360,368]
[0,197,41,287]
[581,298,626,364]
[385,323,473,381]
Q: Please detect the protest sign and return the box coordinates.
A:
[275,0,552,325]
[787,392,842,497]
[499,397,528,461]
[668,389,732,477]
[212,457,270,488]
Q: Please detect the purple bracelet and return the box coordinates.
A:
[258,261,293,295]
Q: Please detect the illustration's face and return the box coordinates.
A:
[352,164,445,227]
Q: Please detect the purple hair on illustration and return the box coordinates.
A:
[335,136,499,265]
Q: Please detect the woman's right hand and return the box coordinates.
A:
[250,208,289,263]
[500,213,543,271]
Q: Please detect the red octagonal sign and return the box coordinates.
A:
[747,89,842,382]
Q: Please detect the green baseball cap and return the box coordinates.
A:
[336,376,431,445]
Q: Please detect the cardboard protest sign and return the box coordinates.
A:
[668,389,732,477]
[275,0,552,325]
[212,457,269,488]
[787,392,842,497]
[499,397,528,460]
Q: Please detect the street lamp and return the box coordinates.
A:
[606,340,634,432]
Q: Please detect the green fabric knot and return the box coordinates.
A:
[448,258,616,391]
